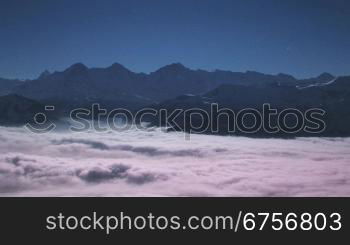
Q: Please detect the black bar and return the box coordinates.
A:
[0,198,348,243]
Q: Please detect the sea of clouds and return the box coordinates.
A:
[0,126,349,196]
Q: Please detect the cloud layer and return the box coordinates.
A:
[0,126,350,196]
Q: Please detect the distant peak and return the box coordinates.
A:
[156,63,188,73]
[277,73,296,80]
[38,70,51,79]
[317,72,334,80]
[108,62,130,72]
[64,63,88,73]
[168,62,186,68]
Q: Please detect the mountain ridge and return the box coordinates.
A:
[0,62,338,111]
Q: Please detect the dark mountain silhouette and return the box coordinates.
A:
[0,94,58,126]
[38,70,51,79]
[12,63,150,110]
[0,63,348,137]
[0,63,335,109]
[148,76,350,137]
[0,78,24,96]
[152,75,349,110]
[298,72,335,85]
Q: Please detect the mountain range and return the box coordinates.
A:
[0,63,349,137]
[0,63,336,110]
[149,76,350,137]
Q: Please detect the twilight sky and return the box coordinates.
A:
[0,0,349,79]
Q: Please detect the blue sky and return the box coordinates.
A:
[0,0,349,79]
